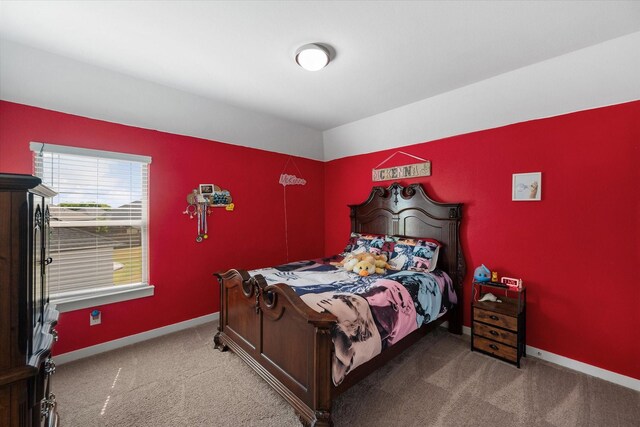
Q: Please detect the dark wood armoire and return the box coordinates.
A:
[0,173,59,427]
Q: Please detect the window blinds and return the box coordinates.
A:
[31,143,151,299]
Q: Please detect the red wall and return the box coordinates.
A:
[324,101,640,380]
[1,100,638,380]
[0,101,325,355]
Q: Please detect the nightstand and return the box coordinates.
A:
[471,280,526,367]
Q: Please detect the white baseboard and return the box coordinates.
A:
[462,325,639,391]
[55,312,219,365]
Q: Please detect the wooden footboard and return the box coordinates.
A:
[214,268,463,426]
[214,269,337,427]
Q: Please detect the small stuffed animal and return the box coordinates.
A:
[353,260,376,276]
[331,253,358,271]
[473,264,491,282]
[342,256,359,272]
[332,252,375,272]
[332,252,393,275]
[373,254,392,274]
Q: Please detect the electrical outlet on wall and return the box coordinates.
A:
[90,310,101,326]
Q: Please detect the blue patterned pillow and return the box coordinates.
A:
[388,238,417,270]
[343,233,396,258]
[410,239,441,272]
[342,232,361,255]
[387,238,441,271]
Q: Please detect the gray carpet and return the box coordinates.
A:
[54,322,639,426]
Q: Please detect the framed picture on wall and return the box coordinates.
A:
[512,172,541,201]
[199,184,214,195]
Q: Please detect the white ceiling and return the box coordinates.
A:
[1,1,640,132]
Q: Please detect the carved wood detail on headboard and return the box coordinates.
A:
[348,182,465,330]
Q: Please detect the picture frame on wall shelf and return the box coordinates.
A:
[199,184,214,195]
[512,172,541,201]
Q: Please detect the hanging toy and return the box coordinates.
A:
[182,204,196,219]
[183,189,199,219]
[195,206,203,242]
[183,188,210,243]
[199,198,208,242]
[195,193,209,243]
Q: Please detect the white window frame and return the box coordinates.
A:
[31,142,154,312]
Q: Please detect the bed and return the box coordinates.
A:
[213,182,465,426]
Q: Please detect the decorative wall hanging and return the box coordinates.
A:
[183,184,234,242]
[280,157,307,262]
[279,173,307,186]
[512,172,542,201]
[372,151,431,182]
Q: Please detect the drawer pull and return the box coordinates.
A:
[489,330,499,336]
[40,392,56,419]
[489,344,499,350]
[44,358,56,375]
[489,315,499,320]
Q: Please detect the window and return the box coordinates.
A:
[31,142,153,312]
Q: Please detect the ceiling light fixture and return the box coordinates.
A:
[295,43,331,71]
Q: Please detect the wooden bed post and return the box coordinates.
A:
[309,325,333,427]
[213,272,227,351]
[448,206,465,335]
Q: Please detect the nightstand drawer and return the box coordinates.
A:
[474,307,517,331]
[473,335,517,362]
[473,321,517,347]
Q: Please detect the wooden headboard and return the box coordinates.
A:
[349,182,465,330]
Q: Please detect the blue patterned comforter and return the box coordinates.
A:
[251,259,457,385]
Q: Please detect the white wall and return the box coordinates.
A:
[2,32,639,163]
[323,32,640,161]
[0,39,325,161]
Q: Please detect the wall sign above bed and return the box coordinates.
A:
[372,151,431,182]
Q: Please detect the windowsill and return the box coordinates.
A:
[51,284,155,313]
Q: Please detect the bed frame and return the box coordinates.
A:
[214,182,465,426]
